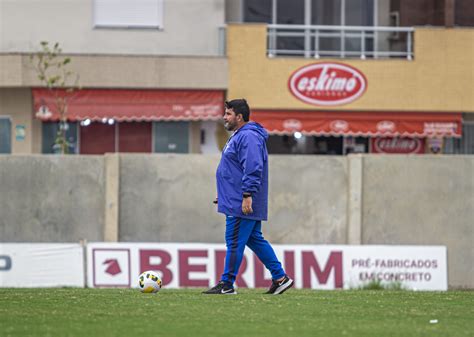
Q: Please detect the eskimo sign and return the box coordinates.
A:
[288,62,367,106]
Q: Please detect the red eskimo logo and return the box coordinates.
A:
[374,137,423,154]
[288,62,367,106]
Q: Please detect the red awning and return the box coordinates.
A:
[33,89,224,121]
[251,110,462,138]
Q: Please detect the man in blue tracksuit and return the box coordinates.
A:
[203,99,294,295]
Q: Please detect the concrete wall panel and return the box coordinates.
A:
[267,155,348,244]
[362,155,474,288]
[0,155,105,242]
[118,155,348,244]
[119,154,223,242]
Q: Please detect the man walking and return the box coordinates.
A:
[203,99,293,295]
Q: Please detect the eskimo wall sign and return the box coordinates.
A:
[288,62,367,106]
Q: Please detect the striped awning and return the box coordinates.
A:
[251,110,462,137]
[33,88,224,122]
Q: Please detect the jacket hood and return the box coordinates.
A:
[239,121,269,141]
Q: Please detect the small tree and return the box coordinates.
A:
[30,41,80,154]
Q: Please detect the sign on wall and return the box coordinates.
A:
[87,243,447,291]
[288,62,367,106]
[0,244,84,287]
[371,137,425,154]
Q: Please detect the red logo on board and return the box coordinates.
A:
[104,259,122,276]
[288,62,367,106]
[330,120,349,132]
[373,137,423,154]
[376,121,396,133]
[283,119,303,131]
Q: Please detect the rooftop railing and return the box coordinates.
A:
[267,24,414,60]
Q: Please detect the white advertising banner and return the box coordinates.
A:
[86,243,447,291]
[0,244,85,287]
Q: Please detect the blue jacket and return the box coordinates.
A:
[216,122,269,221]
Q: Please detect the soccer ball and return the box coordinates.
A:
[138,270,162,293]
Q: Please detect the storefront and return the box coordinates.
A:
[33,88,225,154]
[252,110,462,155]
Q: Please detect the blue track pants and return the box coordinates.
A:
[221,215,285,285]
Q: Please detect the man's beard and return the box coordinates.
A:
[224,121,237,131]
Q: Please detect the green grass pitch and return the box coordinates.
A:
[0,288,472,337]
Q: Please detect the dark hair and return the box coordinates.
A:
[225,99,250,122]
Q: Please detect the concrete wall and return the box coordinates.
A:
[0,54,228,89]
[0,0,225,56]
[0,154,472,288]
[118,154,348,244]
[119,154,223,242]
[361,155,474,289]
[267,155,348,244]
[0,155,105,242]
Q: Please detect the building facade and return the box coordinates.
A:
[226,0,474,155]
[0,0,228,154]
[0,0,473,155]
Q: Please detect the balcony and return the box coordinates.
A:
[267,24,414,60]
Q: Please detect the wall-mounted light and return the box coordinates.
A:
[81,119,91,126]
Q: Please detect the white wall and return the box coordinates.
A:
[0,0,225,56]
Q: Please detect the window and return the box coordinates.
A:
[345,0,374,56]
[312,0,341,25]
[455,0,474,27]
[93,0,164,29]
[276,0,305,53]
[244,0,272,23]
[277,0,305,24]
[244,0,375,26]
[345,0,374,26]
[153,122,189,153]
[311,0,342,55]
[42,122,78,154]
[247,0,385,58]
[0,117,11,154]
[444,123,474,154]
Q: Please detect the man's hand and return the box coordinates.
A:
[242,196,253,215]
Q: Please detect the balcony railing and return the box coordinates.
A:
[267,24,414,60]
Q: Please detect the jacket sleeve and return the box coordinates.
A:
[238,133,264,194]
